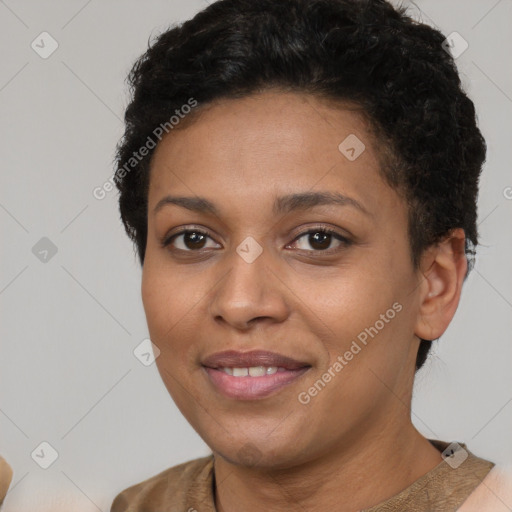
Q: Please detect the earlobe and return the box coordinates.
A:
[414,229,467,341]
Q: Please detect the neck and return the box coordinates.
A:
[213,420,443,512]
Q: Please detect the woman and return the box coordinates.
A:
[110,0,509,510]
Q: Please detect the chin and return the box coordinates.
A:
[211,434,311,470]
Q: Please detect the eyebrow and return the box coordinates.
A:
[153,191,370,217]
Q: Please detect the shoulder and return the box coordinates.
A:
[110,455,214,512]
[458,464,512,511]
[0,456,13,506]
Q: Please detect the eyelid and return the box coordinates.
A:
[161,224,352,253]
[161,225,217,248]
[288,223,352,242]
[286,226,352,253]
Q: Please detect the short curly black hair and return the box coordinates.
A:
[114,0,486,371]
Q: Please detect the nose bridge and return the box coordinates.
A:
[209,236,288,327]
[222,240,269,307]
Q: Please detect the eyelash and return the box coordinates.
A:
[161,225,352,255]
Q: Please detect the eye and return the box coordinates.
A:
[287,227,351,253]
[161,225,352,255]
[162,229,220,252]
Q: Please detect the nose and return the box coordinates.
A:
[208,243,290,331]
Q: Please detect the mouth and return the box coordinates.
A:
[201,350,311,400]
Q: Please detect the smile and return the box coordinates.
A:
[203,366,310,400]
[219,366,281,376]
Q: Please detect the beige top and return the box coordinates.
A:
[110,440,494,511]
[0,456,13,506]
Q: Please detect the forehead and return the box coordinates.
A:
[150,90,373,163]
[147,90,393,218]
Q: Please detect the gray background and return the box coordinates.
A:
[0,0,511,510]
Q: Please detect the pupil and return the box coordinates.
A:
[182,232,332,251]
[185,232,206,249]
[310,232,330,250]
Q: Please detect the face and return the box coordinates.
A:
[142,90,424,468]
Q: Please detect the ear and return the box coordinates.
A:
[414,228,468,341]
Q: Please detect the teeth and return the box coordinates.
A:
[232,367,249,377]
[220,366,280,377]
[248,366,266,377]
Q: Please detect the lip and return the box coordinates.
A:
[203,366,310,400]
[201,350,310,370]
[201,350,311,400]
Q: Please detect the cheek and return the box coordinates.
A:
[141,264,190,352]
[293,250,415,389]
[293,263,402,338]
[142,267,203,413]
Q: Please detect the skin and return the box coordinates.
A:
[141,90,467,511]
